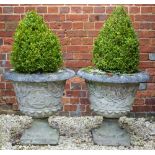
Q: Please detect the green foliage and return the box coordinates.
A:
[93,6,139,74]
[11,11,62,73]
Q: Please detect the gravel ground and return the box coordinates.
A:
[0,114,155,150]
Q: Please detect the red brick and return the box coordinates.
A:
[133,22,140,29]
[71,7,82,13]
[106,6,115,13]
[14,7,24,13]
[146,68,155,76]
[3,38,13,45]
[89,15,107,22]
[61,22,72,29]
[0,45,12,53]
[61,97,70,104]
[71,38,81,45]
[67,46,90,52]
[139,39,150,46]
[37,7,47,13]
[94,7,105,13]
[73,53,92,60]
[132,105,152,112]
[141,7,152,14]
[49,23,61,29]
[140,53,149,61]
[129,7,140,14]
[134,98,145,105]
[66,30,87,37]
[3,7,13,14]
[70,98,79,104]
[5,97,17,104]
[139,61,155,69]
[54,30,65,37]
[64,105,77,111]
[140,46,155,53]
[66,15,88,21]
[2,15,20,21]
[44,15,65,22]
[60,7,70,14]
[147,83,155,90]
[70,77,85,83]
[80,104,86,112]
[136,90,155,97]
[4,90,16,96]
[149,76,155,83]
[64,60,92,68]
[48,7,58,13]
[0,83,5,89]
[61,38,70,46]
[95,22,103,29]
[80,98,90,104]
[25,7,36,12]
[64,82,70,89]
[87,30,99,37]
[5,83,14,89]
[137,31,155,38]
[0,22,5,29]
[84,22,94,29]
[5,22,18,31]
[135,15,155,22]
[85,105,91,113]
[151,38,155,45]
[82,38,93,45]
[63,52,73,60]
[140,23,152,30]
[83,7,93,13]
[72,22,83,29]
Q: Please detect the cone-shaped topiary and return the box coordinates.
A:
[11,11,62,73]
[93,6,139,74]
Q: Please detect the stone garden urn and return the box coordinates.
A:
[77,69,149,146]
[4,68,75,145]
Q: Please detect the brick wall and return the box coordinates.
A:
[0,4,155,116]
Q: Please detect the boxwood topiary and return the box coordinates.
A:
[93,6,139,74]
[11,11,62,73]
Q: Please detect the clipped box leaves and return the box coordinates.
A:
[11,11,62,73]
[93,6,139,74]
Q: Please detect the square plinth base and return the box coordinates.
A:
[92,118,130,146]
[20,119,59,145]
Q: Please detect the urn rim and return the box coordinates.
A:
[4,68,75,82]
[77,68,149,83]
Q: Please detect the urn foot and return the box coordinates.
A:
[20,119,59,145]
[92,118,130,146]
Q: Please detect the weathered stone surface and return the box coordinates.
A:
[20,119,59,145]
[149,53,155,61]
[77,69,149,118]
[77,69,149,83]
[4,68,75,118]
[13,81,65,118]
[92,119,130,146]
[87,81,139,118]
[4,68,75,82]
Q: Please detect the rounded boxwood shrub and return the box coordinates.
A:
[11,11,62,73]
[93,6,139,74]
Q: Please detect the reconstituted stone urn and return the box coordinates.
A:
[77,69,149,146]
[4,68,75,145]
